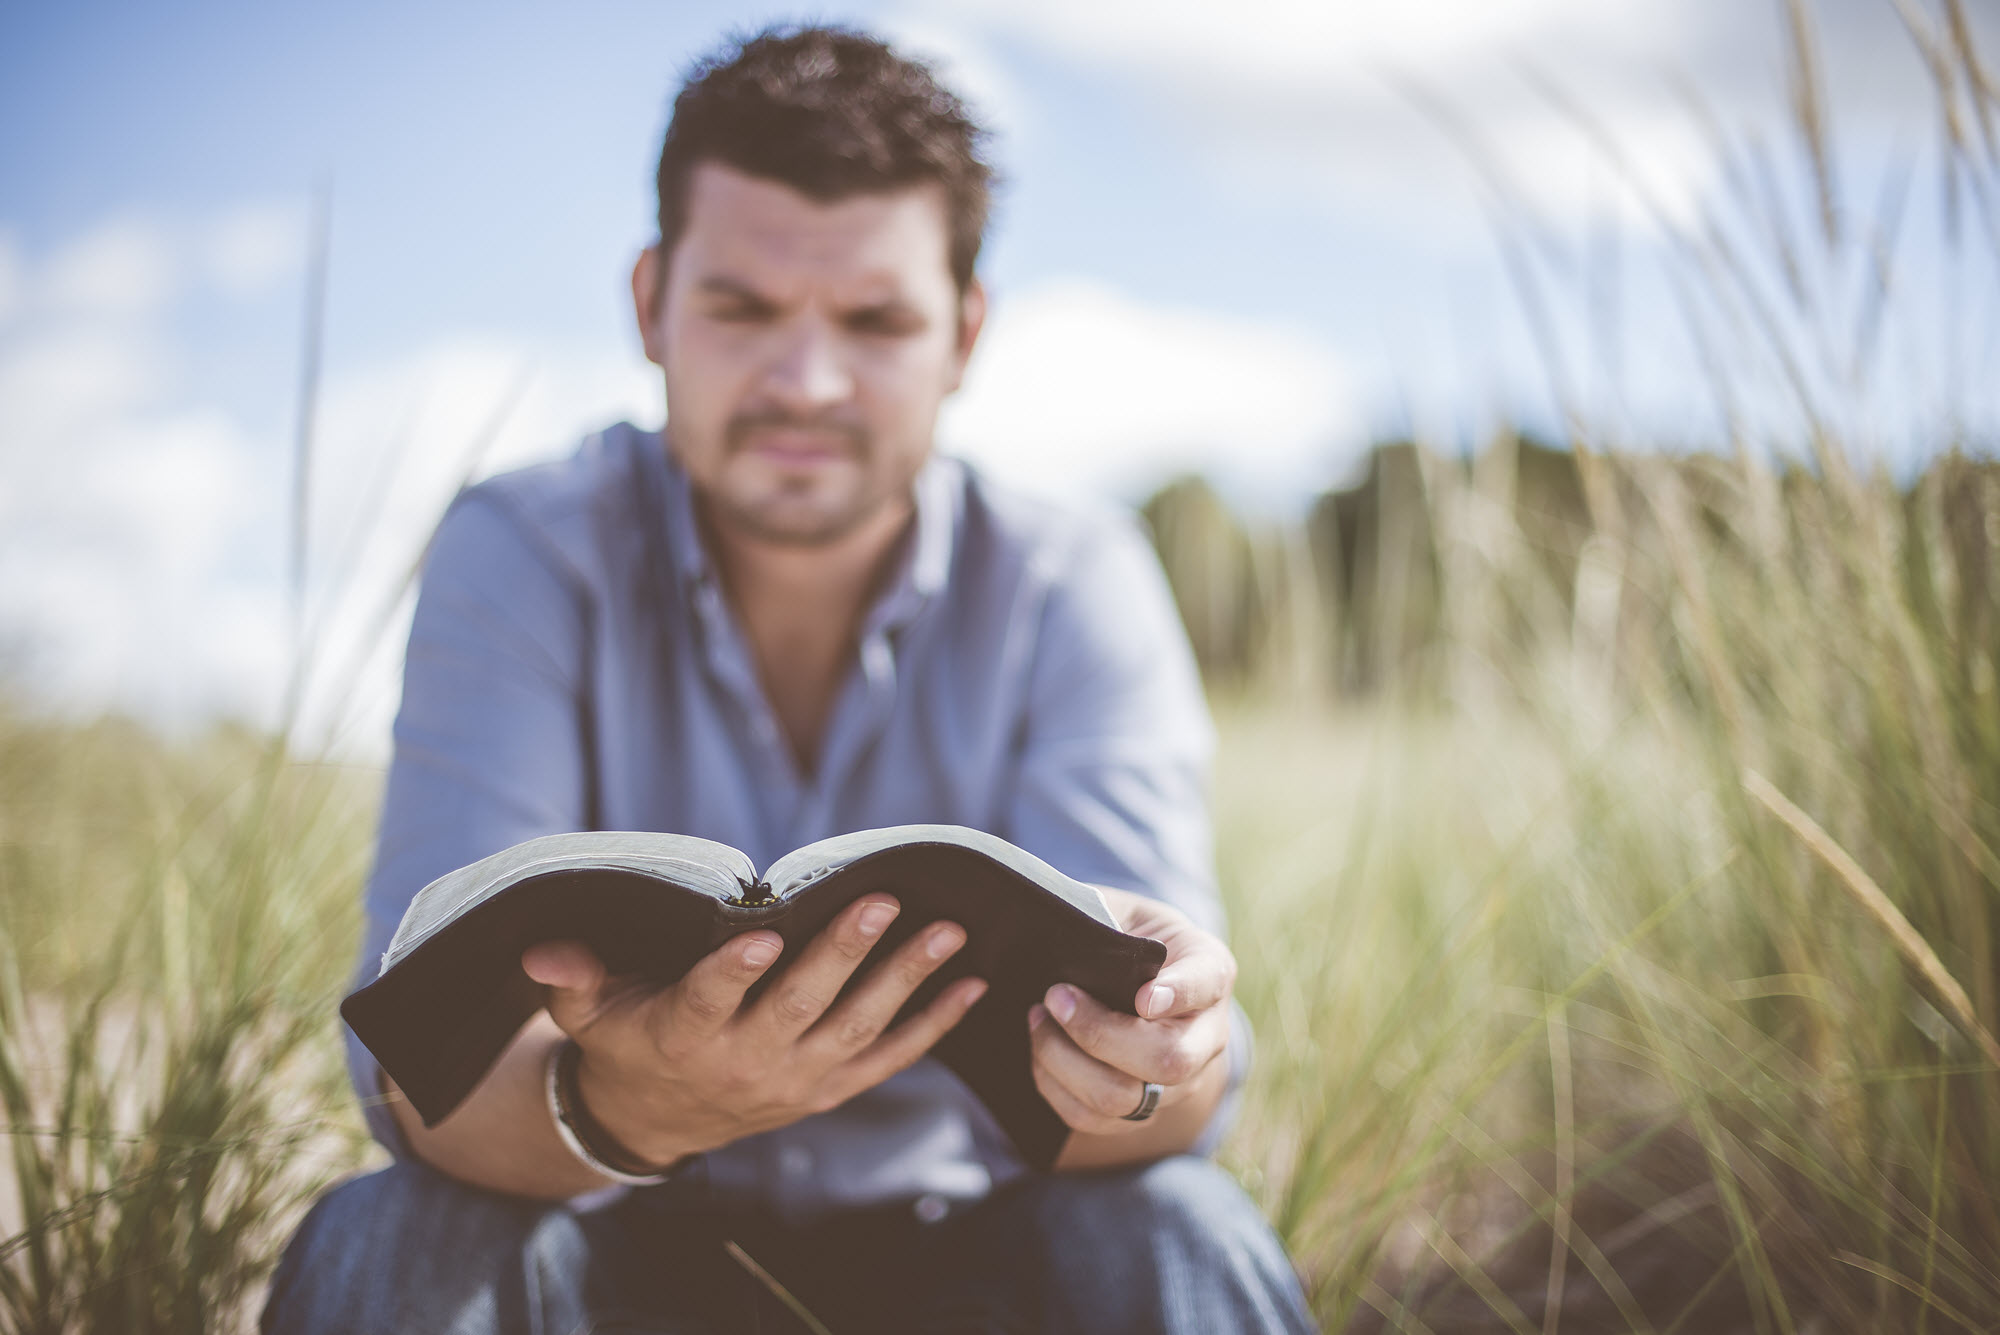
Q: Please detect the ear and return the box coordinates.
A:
[631,247,667,367]
[945,278,987,394]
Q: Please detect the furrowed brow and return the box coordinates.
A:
[696,276,779,309]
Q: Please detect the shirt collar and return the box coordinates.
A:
[651,433,956,632]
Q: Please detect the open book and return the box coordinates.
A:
[342,824,1168,1169]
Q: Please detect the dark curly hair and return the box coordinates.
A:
[655,24,997,295]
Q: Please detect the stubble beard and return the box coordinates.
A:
[679,413,893,548]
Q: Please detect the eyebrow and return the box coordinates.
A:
[694,275,922,322]
[695,276,778,306]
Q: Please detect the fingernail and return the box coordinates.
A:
[858,902,898,939]
[1145,983,1175,1018]
[742,939,780,968]
[926,925,964,959]
[1047,984,1077,1023]
[959,978,988,1007]
[1028,1002,1047,1030]
[521,945,576,987]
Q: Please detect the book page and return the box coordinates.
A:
[381,830,757,971]
[763,824,1117,927]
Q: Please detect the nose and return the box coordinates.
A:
[761,316,854,412]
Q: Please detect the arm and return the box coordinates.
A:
[352,487,596,1183]
[360,491,981,1198]
[1001,517,1243,1170]
[1039,887,1235,1170]
[390,905,985,1201]
[385,1014,600,1200]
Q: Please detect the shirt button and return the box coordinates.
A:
[779,1145,814,1178]
[912,1193,949,1225]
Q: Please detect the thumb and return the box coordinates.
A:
[521,940,610,1032]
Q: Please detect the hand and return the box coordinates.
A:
[521,895,986,1169]
[1028,887,1235,1139]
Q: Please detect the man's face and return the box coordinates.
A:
[634,162,984,546]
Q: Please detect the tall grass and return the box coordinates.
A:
[1212,444,2000,1329]
[3,3,1997,1332]
[1186,4,2000,1330]
[0,713,375,1331]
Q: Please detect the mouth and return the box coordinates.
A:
[731,421,863,468]
[749,433,847,463]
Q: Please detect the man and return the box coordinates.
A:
[265,24,1313,1334]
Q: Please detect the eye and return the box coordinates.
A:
[710,301,776,324]
[845,305,924,337]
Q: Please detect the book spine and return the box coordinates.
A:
[727,876,776,907]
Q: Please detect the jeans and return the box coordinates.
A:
[261,1155,1315,1334]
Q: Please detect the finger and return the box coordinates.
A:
[1027,1006,1136,1134]
[523,939,602,990]
[804,920,968,1060]
[1032,1056,1110,1134]
[1043,984,1226,1088]
[833,975,988,1099]
[522,940,612,1036]
[662,929,784,1039]
[745,895,902,1041]
[1029,1002,1169,1125]
[1137,937,1236,1019]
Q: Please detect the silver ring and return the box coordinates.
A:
[1122,1081,1163,1122]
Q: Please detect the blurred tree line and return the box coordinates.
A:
[1139,436,2000,705]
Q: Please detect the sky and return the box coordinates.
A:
[2,0,1995,753]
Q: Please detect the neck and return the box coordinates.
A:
[695,490,917,774]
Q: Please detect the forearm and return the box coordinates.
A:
[385,906,975,1199]
[385,1013,658,1201]
[1051,1039,1230,1171]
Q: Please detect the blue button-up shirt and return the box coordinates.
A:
[351,421,1227,1220]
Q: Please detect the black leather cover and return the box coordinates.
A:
[341,837,1167,1169]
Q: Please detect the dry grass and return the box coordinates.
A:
[4,3,1998,1331]
[0,714,376,1332]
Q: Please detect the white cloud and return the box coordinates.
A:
[922,0,1708,231]
[932,0,1650,91]
[0,206,662,754]
[286,333,661,756]
[16,266,1358,748]
[206,201,307,299]
[913,0,1983,239]
[1485,104,1715,231]
[0,231,21,327]
[303,333,661,614]
[0,269,1350,741]
[0,325,169,448]
[940,277,1358,508]
[0,220,274,722]
[876,9,1033,144]
[80,412,257,581]
[0,408,273,724]
[40,217,179,317]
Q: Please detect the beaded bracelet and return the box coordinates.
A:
[545,1039,683,1186]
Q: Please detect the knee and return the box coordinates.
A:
[277,1160,558,1277]
[1019,1157,1314,1332]
[262,1161,581,1335]
[1034,1155,1265,1250]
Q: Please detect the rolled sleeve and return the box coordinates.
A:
[345,487,595,1155]
[1004,516,1219,932]
[999,515,1249,1153]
